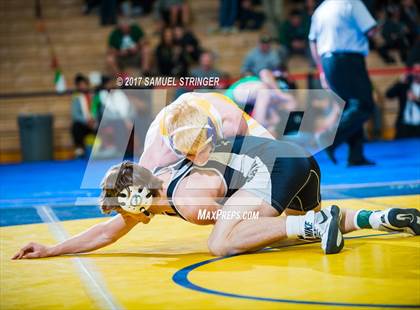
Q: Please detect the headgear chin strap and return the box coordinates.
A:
[117,186,154,216]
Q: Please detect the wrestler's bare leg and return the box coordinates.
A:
[208,190,285,256]
[207,189,344,256]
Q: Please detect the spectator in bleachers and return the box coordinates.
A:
[302,0,318,21]
[106,18,151,76]
[238,0,265,31]
[272,64,297,90]
[83,0,100,15]
[173,25,201,63]
[241,35,285,76]
[262,0,283,38]
[407,34,420,67]
[100,0,118,25]
[385,62,420,138]
[190,51,222,80]
[120,0,156,17]
[219,0,239,34]
[155,0,190,27]
[155,27,189,76]
[94,76,135,158]
[71,74,96,158]
[174,51,223,98]
[90,76,109,124]
[299,0,317,34]
[85,0,154,17]
[377,5,409,64]
[400,0,418,46]
[279,9,310,57]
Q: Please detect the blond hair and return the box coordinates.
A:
[164,98,211,155]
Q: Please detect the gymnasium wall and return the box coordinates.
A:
[0,0,403,162]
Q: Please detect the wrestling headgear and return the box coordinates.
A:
[117,185,154,216]
[168,118,217,156]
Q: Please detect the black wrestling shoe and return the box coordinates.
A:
[326,147,337,165]
[347,158,376,167]
[315,131,337,164]
[380,208,420,235]
[314,205,344,254]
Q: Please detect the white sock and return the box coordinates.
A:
[286,215,308,238]
[369,210,388,230]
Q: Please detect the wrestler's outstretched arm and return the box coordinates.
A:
[12,213,144,259]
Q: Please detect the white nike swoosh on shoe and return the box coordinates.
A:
[336,232,342,248]
[320,211,328,224]
[396,214,414,222]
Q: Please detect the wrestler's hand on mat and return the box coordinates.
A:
[12,242,53,259]
[120,211,153,224]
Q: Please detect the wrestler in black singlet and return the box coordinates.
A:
[154,136,321,219]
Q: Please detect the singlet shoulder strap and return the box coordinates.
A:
[165,158,194,220]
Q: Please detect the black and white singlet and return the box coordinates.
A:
[153,136,321,219]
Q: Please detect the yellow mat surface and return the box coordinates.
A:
[1,195,420,309]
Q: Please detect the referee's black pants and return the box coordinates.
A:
[321,52,375,162]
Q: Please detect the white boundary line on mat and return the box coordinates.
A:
[36,205,123,310]
[322,179,420,190]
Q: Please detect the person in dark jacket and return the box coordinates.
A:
[71,74,96,157]
[238,0,265,31]
[173,25,201,63]
[279,9,309,56]
[155,27,189,76]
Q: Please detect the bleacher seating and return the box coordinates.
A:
[0,0,403,162]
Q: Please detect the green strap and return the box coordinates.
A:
[356,210,373,229]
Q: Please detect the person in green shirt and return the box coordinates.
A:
[106,18,151,75]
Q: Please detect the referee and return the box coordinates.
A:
[309,0,377,166]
